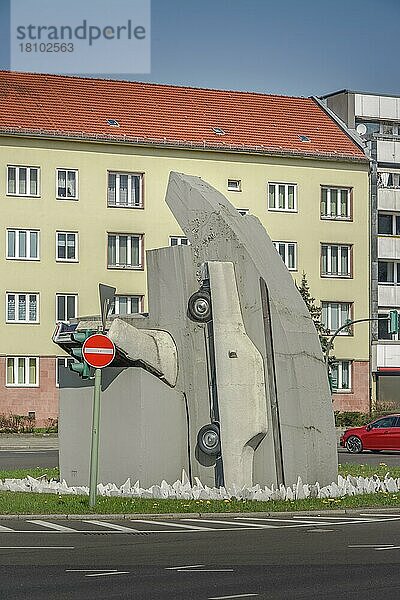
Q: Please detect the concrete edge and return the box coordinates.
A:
[0,507,399,520]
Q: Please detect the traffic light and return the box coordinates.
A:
[389,310,399,334]
[69,329,96,379]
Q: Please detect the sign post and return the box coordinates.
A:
[82,334,116,507]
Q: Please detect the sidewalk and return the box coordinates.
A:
[0,434,58,450]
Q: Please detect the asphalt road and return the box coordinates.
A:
[1,449,400,472]
[0,513,400,599]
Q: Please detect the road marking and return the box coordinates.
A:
[27,520,78,532]
[375,546,400,551]
[295,515,372,521]
[307,529,334,532]
[178,569,234,572]
[0,546,74,549]
[348,545,394,548]
[132,519,214,531]
[67,570,120,572]
[236,517,329,525]
[166,565,205,570]
[0,524,17,532]
[85,520,141,533]
[183,518,276,529]
[209,595,258,599]
[359,513,400,518]
[86,571,129,577]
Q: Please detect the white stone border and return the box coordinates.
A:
[1,471,399,501]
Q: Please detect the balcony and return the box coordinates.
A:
[378,188,400,211]
[372,341,400,371]
[378,284,400,307]
[377,140,400,163]
[378,236,400,260]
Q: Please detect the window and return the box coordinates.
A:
[321,187,351,220]
[321,244,351,277]
[107,234,143,268]
[330,360,351,392]
[7,229,39,260]
[169,236,190,246]
[7,166,39,196]
[268,183,296,211]
[56,169,78,199]
[111,295,143,316]
[56,232,78,262]
[378,172,400,188]
[378,213,400,235]
[56,357,75,386]
[107,172,143,208]
[6,357,38,386]
[378,312,400,340]
[378,261,400,284]
[273,241,297,270]
[6,293,39,323]
[227,179,241,192]
[56,294,77,322]
[321,302,352,335]
[371,416,400,428]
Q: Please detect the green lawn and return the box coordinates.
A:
[0,463,398,515]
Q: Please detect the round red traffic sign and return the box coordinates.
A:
[82,334,116,368]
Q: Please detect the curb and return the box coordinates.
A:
[0,507,399,521]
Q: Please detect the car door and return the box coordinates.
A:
[364,416,399,450]
[383,416,400,450]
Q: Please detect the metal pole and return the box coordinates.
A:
[89,368,102,507]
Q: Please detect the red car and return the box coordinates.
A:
[340,414,400,453]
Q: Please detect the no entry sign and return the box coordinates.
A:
[82,334,115,369]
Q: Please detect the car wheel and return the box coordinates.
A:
[187,291,212,323]
[197,423,221,455]
[345,435,363,454]
[370,450,382,453]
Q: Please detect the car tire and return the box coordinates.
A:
[345,435,363,454]
[187,290,212,323]
[197,423,221,456]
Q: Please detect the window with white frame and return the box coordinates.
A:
[107,234,143,268]
[321,187,351,219]
[56,294,77,322]
[6,293,39,323]
[56,356,75,386]
[378,213,400,235]
[227,179,241,191]
[321,244,351,277]
[268,183,297,211]
[330,360,351,392]
[169,236,190,246]
[7,229,39,260]
[7,166,39,196]
[111,295,143,316]
[107,172,143,208]
[56,169,78,199]
[273,241,297,270]
[56,232,78,262]
[321,302,352,335]
[378,261,400,284]
[6,357,39,386]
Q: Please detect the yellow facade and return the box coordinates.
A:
[0,135,370,415]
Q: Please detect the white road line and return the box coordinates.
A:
[376,546,400,551]
[359,514,400,518]
[178,569,234,572]
[132,519,214,531]
[66,570,120,572]
[85,520,141,532]
[0,546,74,549]
[166,565,205,570]
[0,524,16,532]
[183,518,276,529]
[307,529,334,532]
[27,520,78,532]
[236,517,328,525]
[86,571,129,577]
[292,515,371,522]
[209,595,258,599]
[348,545,394,548]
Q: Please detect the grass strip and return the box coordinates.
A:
[0,463,398,515]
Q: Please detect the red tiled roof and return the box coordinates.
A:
[0,71,367,161]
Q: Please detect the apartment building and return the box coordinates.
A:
[0,72,370,424]
[322,91,400,410]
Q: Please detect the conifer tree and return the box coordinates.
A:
[296,271,331,354]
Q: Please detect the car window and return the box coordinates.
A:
[372,416,398,428]
[395,417,400,427]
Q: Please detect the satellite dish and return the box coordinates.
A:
[356,123,367,135]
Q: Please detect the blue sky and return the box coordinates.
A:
[1,0,399,97]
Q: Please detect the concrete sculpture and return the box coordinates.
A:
[56,172,337,490]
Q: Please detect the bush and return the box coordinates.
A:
[0,413,35,433]
[334,410,396,428]
[34,418,58,434]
